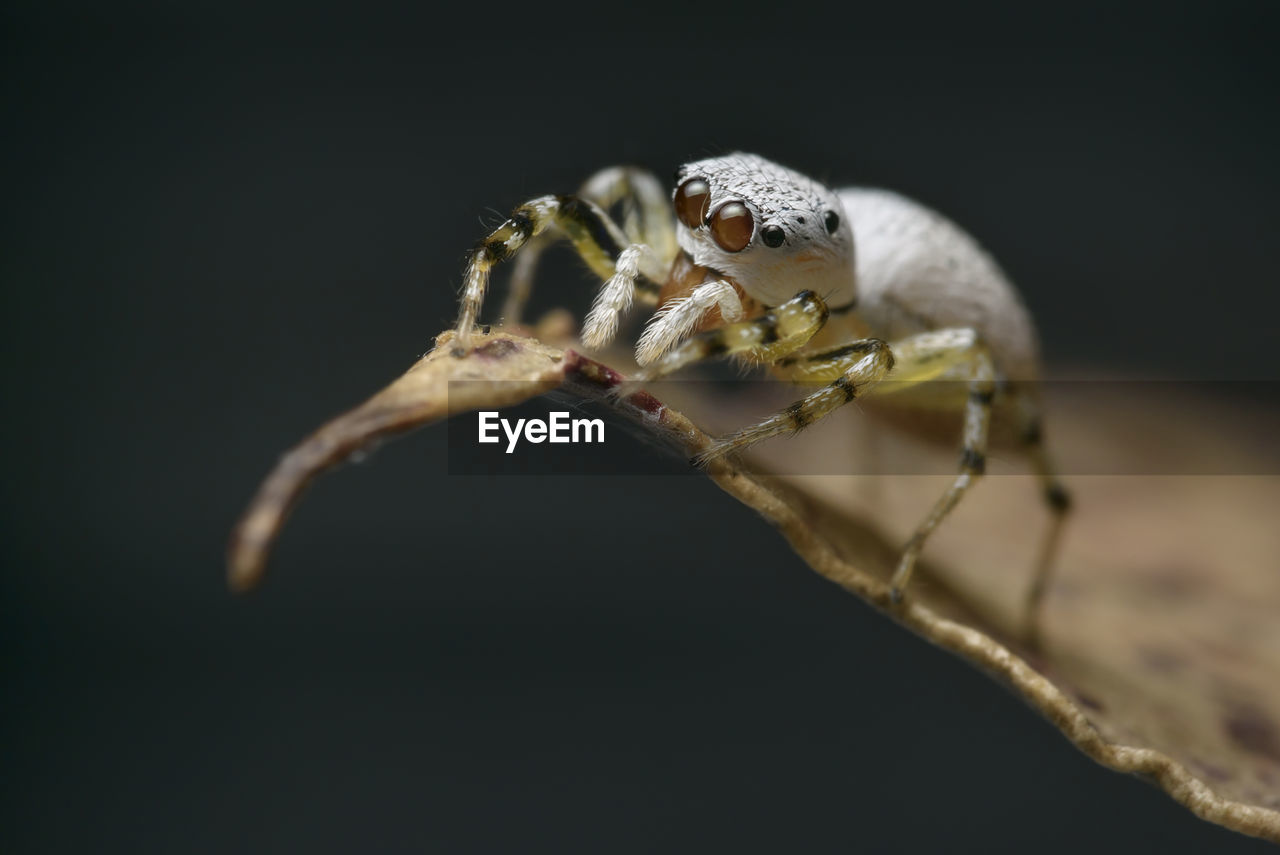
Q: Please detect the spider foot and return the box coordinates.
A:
[690,438,735,469]
[888,550,919,607]
[604,382,640,404]
[449,324,485,357]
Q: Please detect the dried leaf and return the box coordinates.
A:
[228,328,1280,843]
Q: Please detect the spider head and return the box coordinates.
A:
[672,153,856,309]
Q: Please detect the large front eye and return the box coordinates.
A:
[709,201,754,252]
[674,177,711,228]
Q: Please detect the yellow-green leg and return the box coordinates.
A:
[871,330,997,602]
[629,289,833,386]
[692,337,897,465]
[1015,393,1072,641]
[454,193,666,354]
[500,167,675,330]
[579,166,677,259]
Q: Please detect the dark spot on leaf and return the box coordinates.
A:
[1137,646,1187,674]
[1075,691,1105,712]
[1195,760,1233,782]
[475,339,518,360]
[1224,704,1280,762]
[1142,565,1206,599]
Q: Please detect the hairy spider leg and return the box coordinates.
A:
[690,340,896,466]
[500,168,676,329]
[1014,393,1072,641]
[632,289,898,464]
[623,291,896,458]
[865,329,997,602]
[580,166,678,259]
[627,290,832,386]
[453,194,666,353]
[633,279,746,366]
[779,328,1068,619]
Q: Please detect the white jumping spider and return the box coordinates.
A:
[452,152,1069,614]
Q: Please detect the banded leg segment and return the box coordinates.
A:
[773,340,896,383]
[579,166,677,260]
[874,328,983,388]
[1016,393,1072,638]
[697,329,993,470]
[501,167,675,328]
[694,337,895,465]
[678,294,898,464]
[454,194,663,353]
[631,290,831,384]
[885,334,997,602]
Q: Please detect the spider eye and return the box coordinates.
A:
[824,210,841,234]
[761,224,785,247]
[674,178,711,229]
[709,201,754,252]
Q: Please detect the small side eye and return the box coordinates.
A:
[824,210,840,234]
[709,201,754,252]
[674,178,711,229]
[761,224,785,248]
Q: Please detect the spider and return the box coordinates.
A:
[450,152,1070,617]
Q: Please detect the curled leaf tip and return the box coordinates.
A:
[228,327,1280,842]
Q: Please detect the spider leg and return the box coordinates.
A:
[628,290,831,386]
[694,342,895,465]
[579,166,677,258]
[499,167,675,330]
[684,300,897,464]
[633,279,746,365]
[872,330,997,603]
[453,193,666,354]
[1014,392,1072,640]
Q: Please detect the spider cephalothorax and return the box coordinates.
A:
[670,155,856,312]
[450,152,1070,619]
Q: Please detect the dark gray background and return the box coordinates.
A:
[3,2,1278,852]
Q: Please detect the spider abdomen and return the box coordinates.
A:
[838,187,1041,383]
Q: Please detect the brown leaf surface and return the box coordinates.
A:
[229,328,1280,843]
